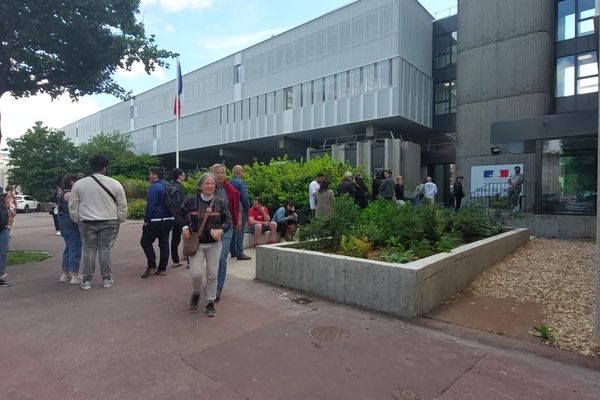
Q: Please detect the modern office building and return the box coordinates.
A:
[62,0,598,229]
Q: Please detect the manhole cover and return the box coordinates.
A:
[309,326,351,341]
[391,387,420,400]
[290,296,313,304]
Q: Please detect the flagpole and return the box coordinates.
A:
[175,56,181,168]
[176,112,180,168]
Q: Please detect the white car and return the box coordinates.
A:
[16,195,41,213]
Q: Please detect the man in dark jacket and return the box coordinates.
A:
[141,167,174,278]
[337,171,356,197]
[169,168,186,267]
[354,174,369,208]
[229,165,251,260]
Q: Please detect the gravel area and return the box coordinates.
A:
[469,238,600,356]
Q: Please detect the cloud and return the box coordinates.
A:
[0,93,100,144]
[165,24,175,33]
[115,61,166,81]
[142,0,212,12]
[198,28,285,51]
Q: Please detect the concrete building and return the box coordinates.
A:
[62,0,598,231]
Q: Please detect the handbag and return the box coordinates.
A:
[182,197,214,257]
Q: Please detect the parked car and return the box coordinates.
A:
[16,195,41,213]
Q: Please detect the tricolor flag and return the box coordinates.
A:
[173,57,183,117]
[499,169,509,178]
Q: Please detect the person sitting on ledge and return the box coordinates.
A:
[248,197,278,246]
[272,200,298,241]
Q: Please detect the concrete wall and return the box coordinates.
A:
[256,228,530,318]
[455,0,554,192]
[509,214,596,239]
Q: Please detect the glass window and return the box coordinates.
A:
[542,137,597,215]
[434,80,456,115]
[284,87,294,110]
[234,64,242,84]
[434,31,457,69]
[557,0,595,40]
[556,55,576,97]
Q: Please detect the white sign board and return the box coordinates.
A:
[470,164,524,197]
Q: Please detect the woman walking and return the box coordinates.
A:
[0,189,11,287]
[50,186,62,235]
[58,174,83,284]
[315,178,335,219]
[177,173,232,316]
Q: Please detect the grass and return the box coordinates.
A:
[8,250,52,266]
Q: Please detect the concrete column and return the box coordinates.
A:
[400,141,421,190]
[366,125,375,138]
[356,141,372,175]
[306,147,315,162]
[384,139,402,177]
[331,144,346,164]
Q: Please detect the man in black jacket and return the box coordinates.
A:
[337,171,356,197]
[169,168,186,268]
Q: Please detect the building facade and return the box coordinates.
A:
[62,0,599,221]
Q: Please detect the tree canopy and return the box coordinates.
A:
[0,0,176,142]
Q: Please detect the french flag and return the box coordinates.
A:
[173,57,183,117]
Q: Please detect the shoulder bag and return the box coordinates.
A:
[182,197,215,257]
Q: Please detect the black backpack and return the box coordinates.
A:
[161,181,180,216]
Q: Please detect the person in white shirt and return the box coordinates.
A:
[423,176,438,203]
[69,154,127,290]
[308,172,324,217]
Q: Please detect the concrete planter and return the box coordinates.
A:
[256,228,530,319]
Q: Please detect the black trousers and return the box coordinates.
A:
[140,220,173,270]
[455,196,463,211]
[171,222,182,263]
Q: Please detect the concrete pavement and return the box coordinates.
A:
[1,213,599,400]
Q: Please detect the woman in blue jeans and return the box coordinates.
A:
[0,190,11,287]
[58,174,82,285]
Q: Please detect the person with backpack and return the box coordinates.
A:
[140,167,174,278]
[0,189,12,287]
[167,168,186,268]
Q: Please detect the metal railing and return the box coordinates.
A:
[468,181,534,212]
[434,5,458,20]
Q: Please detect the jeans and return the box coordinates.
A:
[52,212,60,232]
[230,211,248,257]
[140,220,173,271]
[0,228,9,276]
[189,241,222,301]
[59,214,82,274]
[217,228,233,293]
[171,222,182,263]
[79,220,120,281]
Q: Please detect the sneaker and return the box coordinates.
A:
[141,267,157,278]
[236,254,252,261]
[59,273,70,283]
[189,293,200,312]
[56,231,61,236]
[172,262,183,269]
[215,290,222,302]
[80,280,92,290]
[102,277,113,288]
[70,275,82,285]
[0,279,12,287]
[156,270,167,276]
[206,302,216,317]
[0,273,7,279]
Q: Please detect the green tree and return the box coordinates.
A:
[76,131,158,179]
[0,0,176,142]
[7,122,78,200]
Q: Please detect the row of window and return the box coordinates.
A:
[434,31,457,69]
[434,80,456,115]
[556,51,598,97]
[556,0,595,41]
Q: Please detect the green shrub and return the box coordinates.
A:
[297,217,331,250]
[449,206,501,241]
[114,176,148,200]
[128,199,146,220]
[340,235,373,258]
[379,248,417,264]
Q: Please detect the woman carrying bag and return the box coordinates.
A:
[177,173,232,316]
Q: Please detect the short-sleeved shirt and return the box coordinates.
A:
[249,206,269,227]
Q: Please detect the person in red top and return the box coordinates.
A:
[248,197,278,246]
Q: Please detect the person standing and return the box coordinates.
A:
[423,176,438,203]
[308,172,324,217]
[315,178,335,219]
[212,164,241,301]
[272,200,299,241]
[0,189,11,287]
[4,185,16,231]
[338,171,356,197]
[58,174,83,285]
[69,154,128,290]
[50,186,62,235]
[412,179,426,206]
[378,170,395,201]
[248,198,278,245]
[229,165,251,260]
[169,168,186,268]
[353,173,369,208]
[508,166,524,211]
[177,173,231,316]
[453,176,465,211]
[394,176,405,205]
[141,167,174,278]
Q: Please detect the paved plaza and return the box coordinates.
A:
[1,213,599,400]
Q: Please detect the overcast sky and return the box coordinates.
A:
[0,0,457,144]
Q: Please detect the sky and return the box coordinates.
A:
[0,0,457,145]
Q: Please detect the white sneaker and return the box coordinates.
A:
[59,273,70,283]
[70,275,82,285]
[102,278,113,288]
[56,231,61,236]
[80,280,92,290]
[0,273,7,279]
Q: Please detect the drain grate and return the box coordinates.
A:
[290,295,313,304]
[391,387,420,400]
[309,326,351,341]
